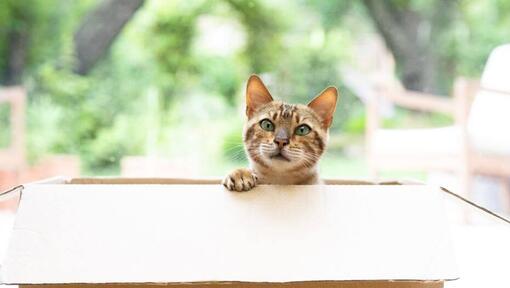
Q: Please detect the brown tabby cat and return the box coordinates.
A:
[222,75,338,191]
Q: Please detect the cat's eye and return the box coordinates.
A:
[295,124,311,136]
[259,119,275,131]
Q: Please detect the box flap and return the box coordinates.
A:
[2,183,457,284]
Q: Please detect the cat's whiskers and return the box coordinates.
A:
[297,153,319,168]
[282,148,303,161]
[258,143,278,157]
[229,151,248,161]
[247,145,268,165]
[285,147,318,164]
[223,146,247,157]
[296,155,317,169]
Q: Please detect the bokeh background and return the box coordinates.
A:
[0,0,509,208]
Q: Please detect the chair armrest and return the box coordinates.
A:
[377,77,480,116]
[384,90,455,114]
[0,86,25,103]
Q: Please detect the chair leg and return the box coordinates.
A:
[498,178,510,213]
[367,161,379,182]
[457,168,473,224]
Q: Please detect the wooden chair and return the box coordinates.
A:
[366,44,510,209]
[0,87,26,210]
[0,87,26,173]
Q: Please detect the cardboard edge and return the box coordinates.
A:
[18,283,446,288]
[68,177,221,185]
[0,176,68,198]
[439,186,510,225]
[0,184,23,201]
[67,177,421,186]
[25,176,69,185]
[3,176,424,188]
[9,279,449,287]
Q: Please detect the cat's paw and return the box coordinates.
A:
[222,168,258,192]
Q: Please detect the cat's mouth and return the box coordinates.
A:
[270,152,291,162]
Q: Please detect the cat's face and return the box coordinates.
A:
[243,75,338,172]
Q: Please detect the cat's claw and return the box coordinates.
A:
[222,168,258,192]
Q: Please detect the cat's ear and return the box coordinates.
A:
[308,86,338,128]
[246,75,273,118]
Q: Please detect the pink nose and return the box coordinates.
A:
[274,138,289,149]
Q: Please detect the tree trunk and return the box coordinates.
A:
[362,0,455,94]
[73,0,145,75]
[4,29,29,85]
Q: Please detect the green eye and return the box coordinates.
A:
[259,119,275,131]
[295,124,311,136]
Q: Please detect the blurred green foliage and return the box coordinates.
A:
[226,0,284,73]
[1,0,509,175]
[0,104,10,148]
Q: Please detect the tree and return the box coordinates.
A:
[362,0,456,93]
[0,0,145,84]
[4,26,28,85]
[0,2,35,85]
[73,0,145,75]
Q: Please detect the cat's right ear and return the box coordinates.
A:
[246,75,273,118]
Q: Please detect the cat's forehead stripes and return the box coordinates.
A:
[280,103,296,119]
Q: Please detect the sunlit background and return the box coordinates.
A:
[1,0,510,286]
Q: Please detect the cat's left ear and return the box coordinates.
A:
[246,75,273,118]
[308,86,338,128]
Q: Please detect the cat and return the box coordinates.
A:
[222,75,338,191]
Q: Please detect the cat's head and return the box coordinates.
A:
[243,75,338,172]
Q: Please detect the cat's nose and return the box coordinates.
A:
[274,128,290,148]
[274,138,289,148]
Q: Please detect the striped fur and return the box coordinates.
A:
[222,75,337,192]
[242,101,328,186]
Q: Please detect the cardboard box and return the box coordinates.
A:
[0,178,459,288]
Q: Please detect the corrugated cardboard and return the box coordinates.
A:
[18,282,445,288]
[1,178,458,288]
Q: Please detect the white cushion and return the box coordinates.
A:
[468,90,510,156]
[467,44,510,156]
[372,126,462,157]
[480,44,510,92]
